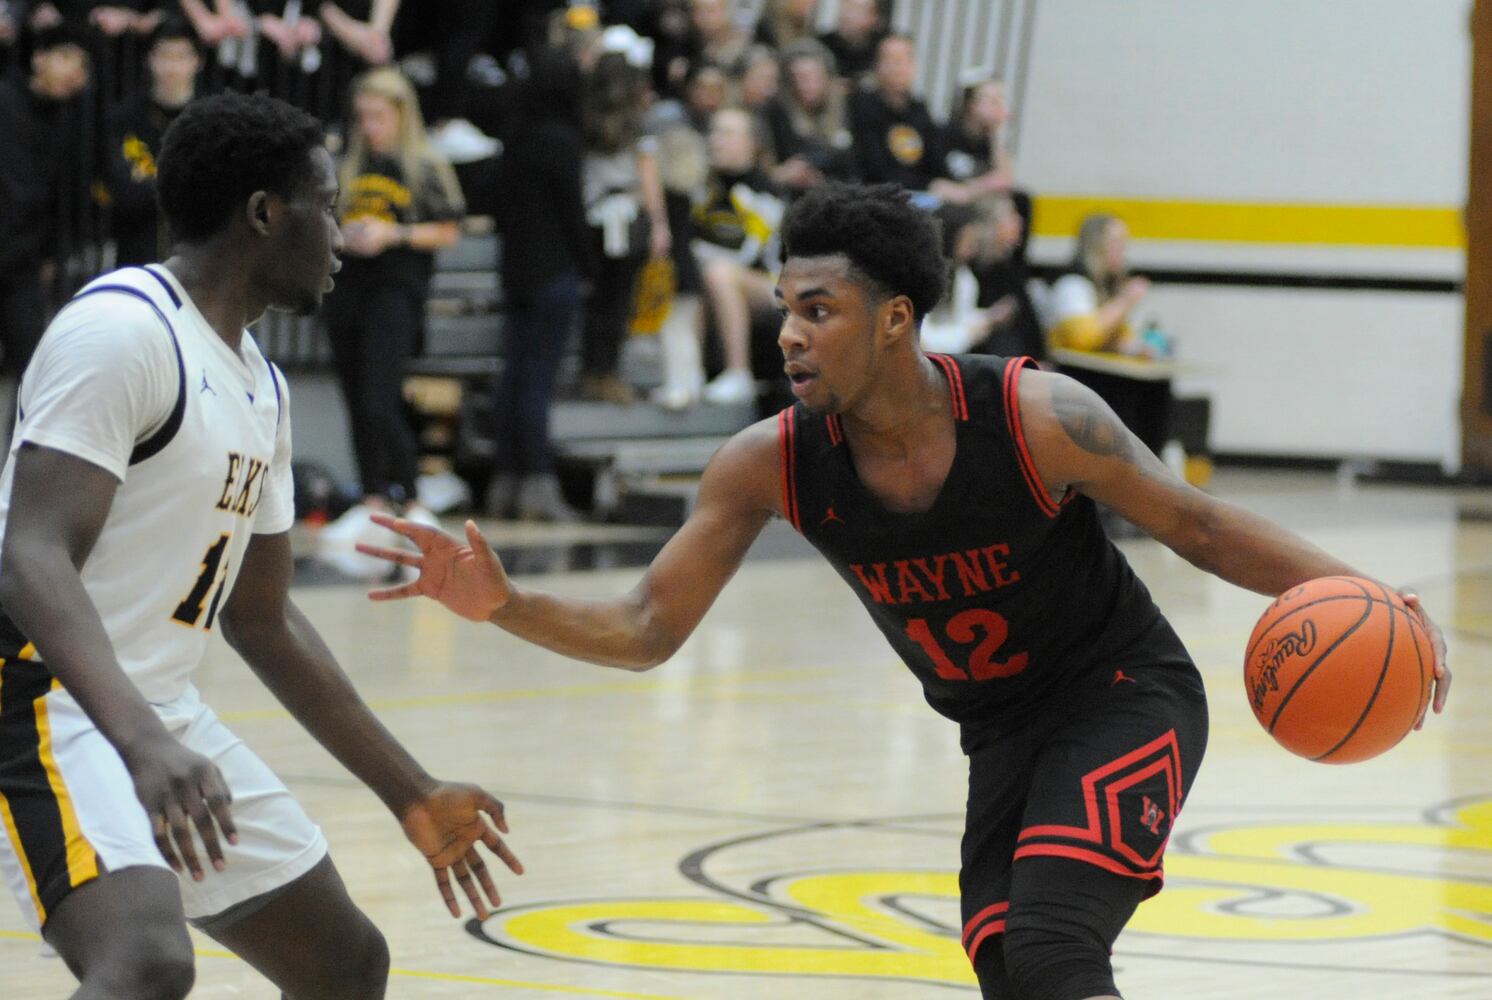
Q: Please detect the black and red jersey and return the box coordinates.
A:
[778,354,1196,741]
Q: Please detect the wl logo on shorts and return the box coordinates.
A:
[1140,795,1166,836]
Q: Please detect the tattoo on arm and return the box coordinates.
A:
[1052,379,1133,461]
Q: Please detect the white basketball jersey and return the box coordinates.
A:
[0,265,295,703]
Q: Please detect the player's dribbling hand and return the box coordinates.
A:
[120,734,237,882]
[359,515,514,622]
[400,783,522,919]
[1400,589,1450,729]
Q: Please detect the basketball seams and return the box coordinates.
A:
[1265,596,1374,733]
[1314,580,1399,762]
[1243,576,1379,663]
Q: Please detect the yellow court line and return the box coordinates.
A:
[0,930,688,999]
[218,667,836,722]
[1032,195,1462,249]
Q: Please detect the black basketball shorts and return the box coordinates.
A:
[957,663,1209,968]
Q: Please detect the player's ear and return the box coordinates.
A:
[880,293,917,348]
[245,191,273,235]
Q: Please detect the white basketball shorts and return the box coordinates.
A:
[0,659,326,930]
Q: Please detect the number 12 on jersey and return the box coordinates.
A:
[906,610,1029,681]
[172,533,232,630]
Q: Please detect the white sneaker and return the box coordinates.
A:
[652,382,701,411]
[430,118,500,164]
[702,368,755,405]
[315,502,393,579]
[416,471,470,514]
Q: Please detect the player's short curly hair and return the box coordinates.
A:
[780,183,946,321]
[158,92,326,243]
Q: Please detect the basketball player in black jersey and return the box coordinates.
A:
[363,183,1449,1000]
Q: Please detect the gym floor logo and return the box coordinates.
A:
[469,797,1492,989]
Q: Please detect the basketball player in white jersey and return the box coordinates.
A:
[0,92,520,999]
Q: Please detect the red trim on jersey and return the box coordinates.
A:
[962,901,1009,944]
[777,408,802,532]
[928,353,969,421]
[1013,843,1166,881]
[965,920,1007,964]
[1017,729,1182,853]
[825,414,843,445]
[1002,357,1062,518]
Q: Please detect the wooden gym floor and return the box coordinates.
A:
[4,468,1490,998]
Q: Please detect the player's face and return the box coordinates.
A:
[265,145,343,316]
[775,255,885,415]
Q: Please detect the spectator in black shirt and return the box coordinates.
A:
[0,22,89,378]
[762,37,853,195]
[932,75,1014,206]
[847,33,942,191]
[104,17,200,266]
[816,0,882,85]
[321,66,463,528]
[489,48,590,521]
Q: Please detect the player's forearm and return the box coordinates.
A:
[0,550,172,754]
[490,587,671,671]
[222,602,437,816]
[1169,498,1363,597]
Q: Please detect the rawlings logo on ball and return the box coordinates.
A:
[1251,620,1318,711]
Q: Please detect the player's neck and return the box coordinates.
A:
[841,351,950,454]
[162,247,265,354]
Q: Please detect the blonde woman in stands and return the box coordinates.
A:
[762,38,855,194]
[1047,213,1153,356]
[318,67,464,574]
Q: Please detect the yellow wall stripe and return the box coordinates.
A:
[1031,195,1464,249]
[38,681,99,890]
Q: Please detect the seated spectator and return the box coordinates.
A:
[922,201,1025,356]
[0,22,90,379]
[692,107,785,405]
[689,0,749,76]
[931,75,1013,206]
[105,17,200,266]
[762,37,853,194]
[817,0,882,85]
[578,48,671,404]
[681,60,729,131]
[972,192,1045,360]
[1048,213,1154,355]
[848,33,942,191]
[318,67,463,561]
[754,0,817,49]
[736,42,778,115]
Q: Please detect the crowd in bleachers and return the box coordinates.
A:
[0,0,1175,528]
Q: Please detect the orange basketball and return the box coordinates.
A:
[1243,576,1433,763]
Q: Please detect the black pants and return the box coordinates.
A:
[492,271,580,475]
[580,229,644,379]
[0,266,47,380]
[324,280,422,502]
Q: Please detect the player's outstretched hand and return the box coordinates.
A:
[1400,589,1450,729]
[400,783,523,919]
[121,734,237,882]
[359,515,513,622]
